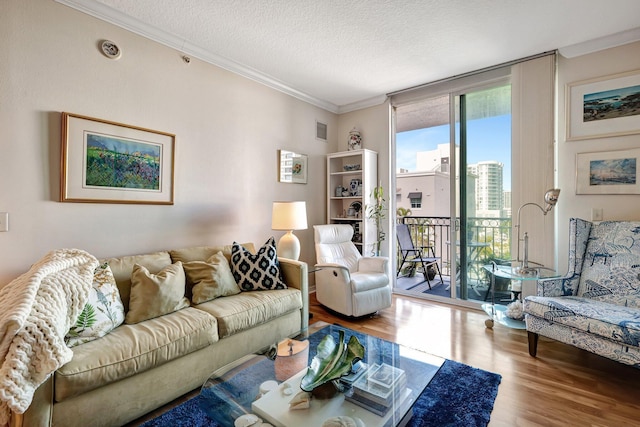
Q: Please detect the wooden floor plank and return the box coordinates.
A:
[309,293,640,427]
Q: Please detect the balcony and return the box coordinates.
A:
[396,216,514,304]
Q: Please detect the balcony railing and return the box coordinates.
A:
[398,216,513,278]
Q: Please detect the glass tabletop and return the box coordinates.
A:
[483,263,560,281]
[199,322,444,427]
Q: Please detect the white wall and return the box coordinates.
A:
[0,0,337,286]
[555,41,640,272]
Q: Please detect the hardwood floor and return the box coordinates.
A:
[309,293,640,427]
[130,293,640,426]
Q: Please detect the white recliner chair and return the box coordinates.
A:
[313,224,392,317]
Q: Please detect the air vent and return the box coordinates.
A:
[316,121,327,141]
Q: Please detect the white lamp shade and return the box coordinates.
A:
[272,201,308,231]
[272,201,307,260]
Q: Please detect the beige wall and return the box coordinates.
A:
[555,41,640,272]
[0,0,337,285]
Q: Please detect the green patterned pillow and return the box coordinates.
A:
[66,262,125,347]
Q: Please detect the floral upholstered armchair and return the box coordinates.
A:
[523,218,640,367]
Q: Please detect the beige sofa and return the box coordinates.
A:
[13,243,308,427]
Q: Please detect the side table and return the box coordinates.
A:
[481,263,559,329]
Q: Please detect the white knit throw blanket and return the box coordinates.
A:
[0,248,98,425]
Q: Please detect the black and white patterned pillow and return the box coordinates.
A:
[230,237,287,291]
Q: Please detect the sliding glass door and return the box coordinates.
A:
[394,82,512,304]
[455,85,512,302]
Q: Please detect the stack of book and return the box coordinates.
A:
[345,363,409,416]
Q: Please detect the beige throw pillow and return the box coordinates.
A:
[183,251,241,304]
[125,262,190,324]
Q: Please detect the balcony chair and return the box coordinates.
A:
[396,223,443,289]
[313,224,391,317]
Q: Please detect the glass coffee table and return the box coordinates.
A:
[199,322,444,427]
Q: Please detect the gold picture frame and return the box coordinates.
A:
[61,112,175,204]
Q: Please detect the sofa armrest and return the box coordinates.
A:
[12,376,53,427]
[278,258,309,332]
[536,275,580,297]
[358,256,389,273]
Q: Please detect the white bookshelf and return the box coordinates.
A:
[326,149,378,255]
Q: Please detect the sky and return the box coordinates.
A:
[396,114,512,190]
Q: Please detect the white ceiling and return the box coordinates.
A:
[58,0,640,113]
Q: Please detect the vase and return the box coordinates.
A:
[347,127,362,151]
[349,179,361,196]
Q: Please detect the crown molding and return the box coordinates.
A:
[337,95,389,114]
[559,27,640,58]
[54,0,341,113]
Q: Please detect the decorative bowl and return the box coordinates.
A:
[343,164,360,171]
[300,330,364,397]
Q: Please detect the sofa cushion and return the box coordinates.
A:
[125,262,190,324]
[524,295,640,346]
[66,263,125,347]
[103,251,172,312]
[193,289,302,338]
[230,238,287,291]
[183,252,241,304]
[170,244,254,299]
[55,307,218,402]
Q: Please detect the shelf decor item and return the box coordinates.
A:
[349,178,361,196]
[347,127,362,151]
[60,112,175,204]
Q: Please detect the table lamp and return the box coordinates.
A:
[515,188,560,275]
[272,201,307,260]
[274,339,310,381]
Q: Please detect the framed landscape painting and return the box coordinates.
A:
[576,148,640,195]
[567,69,640,141]
[61,112,175,204]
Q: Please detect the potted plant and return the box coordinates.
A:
[367,183,386,256]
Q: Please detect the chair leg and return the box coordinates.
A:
[483,280,492,301]
[434,262,443,284]
[527,331,539,357]
[397,254,407,277]
[420,259,432,289]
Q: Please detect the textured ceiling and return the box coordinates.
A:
[59,0,640,113]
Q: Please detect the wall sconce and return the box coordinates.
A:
[271,201,308,260]
[515,188,560,275]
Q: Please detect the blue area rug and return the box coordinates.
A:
[142,325,501,427]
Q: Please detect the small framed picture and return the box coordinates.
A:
[576,148,640,195]
[566,69,640,141]
[278,150,308,184]
[61,112,175,204]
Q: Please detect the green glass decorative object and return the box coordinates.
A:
[300,330,365,396]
